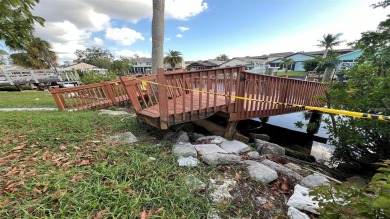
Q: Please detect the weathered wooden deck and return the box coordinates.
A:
[50,67,327,139]
[120,67,327,131]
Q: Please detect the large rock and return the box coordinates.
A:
[176,131,190,143]
[107,132,138,144]
[190,133,205,141]
[247,151,261,160]
[172,143,197,157]
[201,153,241,165]
[249,133,270,142]
[261,159,303,181]
[208,178,236,203]
[287,206,310,219]
[287,184,319,214]
[300,174,330,188]
[220,140,251,154]
[194,144,226,155]
[245,161,278,184]
[255,139,285,155]
[196,136,227,144]
[161,131,190,143]
[178,157,199,167]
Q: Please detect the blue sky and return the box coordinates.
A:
[15,0,390,63]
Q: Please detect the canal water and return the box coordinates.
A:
[236,111,334,164]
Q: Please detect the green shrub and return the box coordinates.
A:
[80,71,118,85]
[310,160,390,218]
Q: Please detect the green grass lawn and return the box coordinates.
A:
[275,71,307,77]
[0,91,56,108]
[0,111,279,218]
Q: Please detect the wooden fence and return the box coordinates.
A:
[50,79,128,111]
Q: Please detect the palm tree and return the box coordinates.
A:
[281,58,294,72]
[164,50,183,69]
[151,0,165,74]
[317,33,344,58]
[10,37,57,69]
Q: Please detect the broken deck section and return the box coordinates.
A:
[120,67,327,130]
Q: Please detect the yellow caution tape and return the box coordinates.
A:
[135,78,390,122]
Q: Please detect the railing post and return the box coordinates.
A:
[120,76,142,111]
[234,67,246,114]
[51,87,66,110]
[102,81,117,105]
[157,68,169,129]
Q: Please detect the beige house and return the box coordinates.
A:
[62,62,107,73]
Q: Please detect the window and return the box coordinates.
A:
[146,62,151,65]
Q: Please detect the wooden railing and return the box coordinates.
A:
[119,67,327,129]
[50,79,128,111]
[160,67,243,127]
[229,71,327,120]
[120,75,159,112]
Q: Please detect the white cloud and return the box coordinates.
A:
[105,27,144,45]
[166,0,208,20]
[93,37,104,46]
[114,49,150,58]
[32,0,208,62]
[176,34,183,38]
[178,26,190,32]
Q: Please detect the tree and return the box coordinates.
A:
[0,49,8,65]
[112,57,134,76]
[215,54,229,61]
[10,37,57,69]
[151,0,165,74]
[317,33,344,58]
[1,0,45,49]
[281,58,294,72]
[164,50,183,69]
[74,47,114,69]
[325,3,390,166]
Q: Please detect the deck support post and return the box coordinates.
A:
[224,121,238,140]
[157,68,169,129]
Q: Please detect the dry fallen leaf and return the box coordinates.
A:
[0,153,19,162]
[235,172,241,180]
[262,201,273,210]
[93,208,110,219]
[0,199,9,209]
[34,187,42,195]
[140,208,164,219]
[12,145,25,151]
[78,160,90,166]
[59,145,67,151]
[51,190,66,200]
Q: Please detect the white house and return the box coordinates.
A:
[219,57,267,70]
[130,57,185,74]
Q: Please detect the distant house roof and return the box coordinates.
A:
[62,62,99,71]
[267,52,316,63]
[206,60,225,65]
[186,60,221,68]
[134,57,152,62]
[269,52,294,57]
[303,48,355,56]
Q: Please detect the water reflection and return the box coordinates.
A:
[239,111,335,163]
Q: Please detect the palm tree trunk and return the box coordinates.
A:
[322,48,329,58]
[152,0,165,75]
